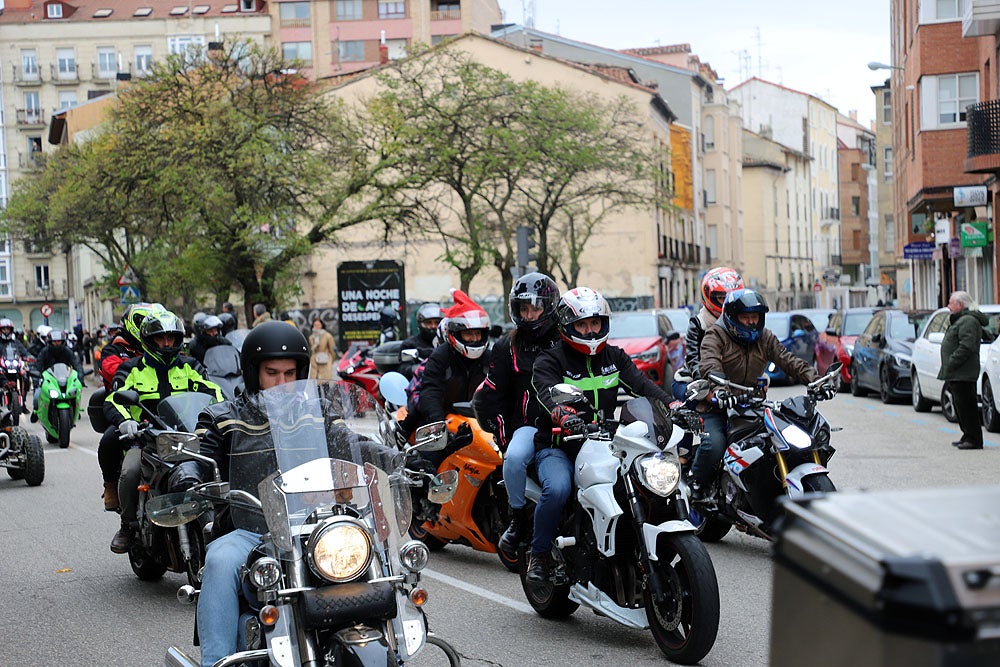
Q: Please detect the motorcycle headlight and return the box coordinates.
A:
[49,389,60,399]
[399,539,430,572]
[635,453,681,497]
[780,424,812,449]
[893,354,911,369]
[249,556,282,589]
[307,518,373,583]
[631,346,662,364]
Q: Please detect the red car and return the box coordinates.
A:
[815,307,878,392]
[608,310,686,387]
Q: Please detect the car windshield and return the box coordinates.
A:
[889,314,924,341]
[661,310,690,334]
[764,313,790,339]
[843,312,872,337]
[609,314,657,338]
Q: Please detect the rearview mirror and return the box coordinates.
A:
[706,372,728,387]
[427,470,459,504]
[400,348,419,362]
[549,383,584,405]
[684,379,710,402]
[155,432,200,461]
[412,421,447,452]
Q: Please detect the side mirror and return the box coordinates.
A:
[155,432,200,461]
[871,333,884,346]
[412,421,448,452]
[427,470,459,504]
[825,328,839,338]
[685,378,710,402]
[378,371,409,407]
[549,383,584,405]
[706,372,728,387]
[115,389,140,406]
[827,361,843,375]
[400,348,419,362]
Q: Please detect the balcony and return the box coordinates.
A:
[15,108,46,127]
[50,63,79,85]
[963,0,1000,37]
[430,8,460,19]
[10,64,42,86]
[24,281,68,300]
[966,99,1000,173]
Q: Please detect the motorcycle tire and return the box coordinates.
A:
[129,545,168,581]
[645,533,720,665]
[23,434,45,487]
[496,544,520,573]
[409,521,447,552]
[45,430,58,444]
[6,428,26,480]
[694,515,732,543]
[57,408,71,448]
[422,636,462,667]
[519,549,578,619]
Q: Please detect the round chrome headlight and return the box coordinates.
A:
[635,453,681,497]
[307,518,373,583]
[249,556,282,589]
[399,539,430,572]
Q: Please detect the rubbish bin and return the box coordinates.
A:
[770,485,1000,667]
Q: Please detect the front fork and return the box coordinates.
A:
[774,450,823,491]
[622,473,670,604]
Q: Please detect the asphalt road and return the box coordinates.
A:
[1,380,995,666]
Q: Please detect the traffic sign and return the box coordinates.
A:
[40,303,53,318]
[812,282,822,293]
[117,265,138,287]
[120,285,141,304]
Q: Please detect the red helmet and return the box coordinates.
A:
[700,267,744,318]
[443,290,491,359]
[556,287,611,355]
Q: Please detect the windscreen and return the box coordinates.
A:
[609,313,658,338]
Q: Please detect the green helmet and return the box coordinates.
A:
[140,307,186,367]
[120,302,156,348]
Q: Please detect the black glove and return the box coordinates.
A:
[450,422,473,449]
[715,390,738,410]
[551,405,586,436]
[809,384,836,401]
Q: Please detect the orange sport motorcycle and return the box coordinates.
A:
[378,372,517,572]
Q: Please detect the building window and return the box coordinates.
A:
[705,169,717,204]
[884,214,895,250]
[922,72,978,128]
[21,50,39,80]
[337,40,365,62]
[135,46,153,75]
[882,89,892,124]
[704,115,715,151]
[431,34,457,44]
[884,147,893,181]
[921,0,968,21]
[34,265,50,291]
[334,0,362,20]
[0,260,10,297]
[851,196,860,216]
[279,1,310,27]
[97,46,117,78]
[378,1,406,18]
[168,35,206,56]
[282,41,313,66]
[59,91,77,109]
[240,0,256,11]
[46,2,63,18]
[56,47,76,79]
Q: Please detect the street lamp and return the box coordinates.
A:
[867,61,904,71]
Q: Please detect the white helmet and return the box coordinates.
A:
[36,324,53,340]
[556,287,612,355]
[443,290,491,360]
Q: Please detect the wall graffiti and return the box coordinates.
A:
[607,296,654,312]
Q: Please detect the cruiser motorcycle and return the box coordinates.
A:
[520,384,719,665]
[691,362,842,542]
[164,379,462,667]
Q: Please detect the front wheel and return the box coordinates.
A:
[645,533,720,665]
[184,524,207,587]
[694,514,732,543]
[408,520,447,552]
[23,434,44,486]
[983,379,1000,432]
[57,407,71,448]
[419,636,462,667]
[519,550,578,619]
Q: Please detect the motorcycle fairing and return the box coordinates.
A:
[568,582,650,629]
[575,439,624,556]
[723,443,765,492]
[783,462,830,498]
[641,519,697,561]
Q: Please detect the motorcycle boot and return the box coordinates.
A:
[526,551,551,584]
[102,482,120,512]
[498,506,530,558]
[110,521,133,554]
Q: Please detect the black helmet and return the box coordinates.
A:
[191,311,208,336]
[720,289,769,345]
[240,321,311,393]
[217,312,237,336]
[415,302,443,344]
[379,306,400,329]
[509,272,559,337]
[140,308,186,367]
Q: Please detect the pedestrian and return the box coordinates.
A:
[221,302,238,328]
[308,319,337,380]
[251,303,271,328]
[939,290,988,450]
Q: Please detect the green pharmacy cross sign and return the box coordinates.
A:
[960,222,991,248]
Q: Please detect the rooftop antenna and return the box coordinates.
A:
[523,0,535,28]
[754,26,764,77]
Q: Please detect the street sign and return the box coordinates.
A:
[117,265,138,287]
[120,285,141,305]
[40,303,53,318]
[812,282,822,293]
[903,241,935,259]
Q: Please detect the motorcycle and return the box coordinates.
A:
[691,362,842,542]
[163,379,462,667]
[112,389,218,585]
[1,345,31,426]
[33,362,85,448]
[379,371,518,572]
[338,342,381,412]
[519,383,720,665]
[1,408,44,486]
[202,344,244,400]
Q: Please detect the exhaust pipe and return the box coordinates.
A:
[176,585,198,605]
[164,646,199,667]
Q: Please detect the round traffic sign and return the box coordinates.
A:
[40,303,53,318]
[812,282,822,293]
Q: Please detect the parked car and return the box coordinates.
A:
[911,305,1000,421]
[762,309,833,384]
[816,307,879,392]
[608,310,678,387]
[850,309,932,403]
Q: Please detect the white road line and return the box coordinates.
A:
[70,444,98,457]
[422,568,534,614]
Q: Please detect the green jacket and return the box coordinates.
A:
[107,357,223,426]
[938,308,989,383]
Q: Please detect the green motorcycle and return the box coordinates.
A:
[34,363,85,448]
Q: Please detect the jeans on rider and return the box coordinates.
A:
[671,380,688,402]
[118,447,143,524]
[502,426,537,510]
[530,447,573,555]
[198,529,260,667]
[689,410,728,486]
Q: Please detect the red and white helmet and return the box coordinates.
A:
[557,287,611,355]
[700,267,745,318]
[443,290,491,359]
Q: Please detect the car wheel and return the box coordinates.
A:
[850,362,868,397]
[982,379,1000,432]
[911,372,932,412]
[879,365,895,404]
[941,383,958,423]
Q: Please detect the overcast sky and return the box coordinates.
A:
[495,0,891,127]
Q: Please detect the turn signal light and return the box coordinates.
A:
[138,484,150,492]
[409,587,428,607]
[259,605,280,626]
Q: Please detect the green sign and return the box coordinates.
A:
[960,221,989,248]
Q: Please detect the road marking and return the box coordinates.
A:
[69,444,98,458]
[422,568,534,614]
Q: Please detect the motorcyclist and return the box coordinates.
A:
[397,302,443,378]
[31,330,84,423]
[194,321,389,667]
[28,324,52,357]
[690,289,833,501]
[1,318,31,413]
[96,302,157,511]
[105,308,223,553]
[530,287,672,582]
[217,311,237,337]
[472,273,561,560]
[379,305,400,345]
[188,314,233,365]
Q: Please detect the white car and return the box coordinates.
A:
[911,304,1000,421]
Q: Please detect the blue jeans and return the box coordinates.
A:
[530,447,573,555]
[198,529,260,667]
[689,411,728,485]
[502,426,537,509]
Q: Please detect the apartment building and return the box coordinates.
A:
[274,0,501,79]
[730,77,840,306]
[837,112,882,304]
[890,0,993,309]
[0,0,271,330]
[871,80,900,303]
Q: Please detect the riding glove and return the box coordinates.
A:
[118,419,140,439]
[714,390,738,409]
[809,385,837,401]
[551,405,586,436]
